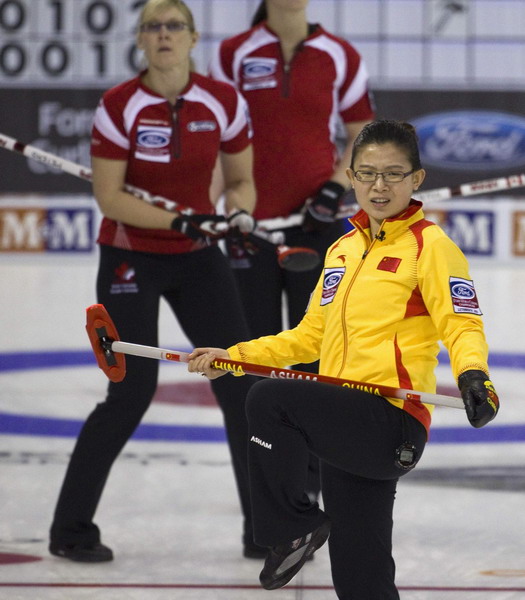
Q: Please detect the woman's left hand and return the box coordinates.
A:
[187,347,231,379]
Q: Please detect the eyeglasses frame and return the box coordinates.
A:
[140,20,191,33]
[353,169,416,183]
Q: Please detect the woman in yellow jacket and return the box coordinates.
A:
[188,120,499,598]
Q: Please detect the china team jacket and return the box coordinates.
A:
[228,201,490,433]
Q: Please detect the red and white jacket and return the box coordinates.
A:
[91,71,252,254]
[209,23,375,219]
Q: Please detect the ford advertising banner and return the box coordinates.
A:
[1,89,525,193]
[0,89,102,193]
[373,90,525,194]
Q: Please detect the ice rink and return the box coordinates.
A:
[1,254,524,600]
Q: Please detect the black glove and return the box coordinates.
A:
[171,213,228,240]
[226,209,256,234]
[302,181,346,233]
[458,369,499,428]
[224,211,258,267]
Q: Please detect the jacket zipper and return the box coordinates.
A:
[282,62,291,97]
[279,24,313,97]
[336,234,381,378]
[171,98,183,159]
[280,43,302,97]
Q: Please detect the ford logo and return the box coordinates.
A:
[137,131,170,147]
[242,58,276,79]
[324,273,343,288]
[412,111,525,170]
[245,64,273,76]
[451,283,475,299]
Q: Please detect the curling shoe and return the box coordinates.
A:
[243,542,269,559]
[49,541,113,562]
[259,516,330,590]
[244,541,315,561]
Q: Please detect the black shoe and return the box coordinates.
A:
[243,543,269,559]
[244,542,315,562]
[49,541,113,563]
[259,517,330,590]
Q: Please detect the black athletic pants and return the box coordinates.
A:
[229,222,347,496]
[246,379,428,600]
[50,245,257,549]
[230,223,346,340]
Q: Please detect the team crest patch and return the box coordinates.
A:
[321,268,345,306]
[449,277,482,315]
[110,262,138,294]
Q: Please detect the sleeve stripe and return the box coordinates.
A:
[186,84,248,142]
[339,60,370,112]
[123,89,165,135]
[93,100,129,150]
[228,92,252,141]
[304,36,345,144]
[93,89,166,150]
[305,35,347,88]
[208,49,234,85]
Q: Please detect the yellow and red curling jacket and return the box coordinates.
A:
[228,201,490,434]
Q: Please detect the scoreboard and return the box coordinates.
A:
[0,0,143,87]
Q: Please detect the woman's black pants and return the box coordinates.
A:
[50,245,256,549]
[246,378,427,600]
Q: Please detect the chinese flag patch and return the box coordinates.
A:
[377,256,401,273]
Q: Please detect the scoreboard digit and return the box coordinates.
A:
[0,0,145,85]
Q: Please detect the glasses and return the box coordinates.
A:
[353,170,415,183]
[140,20,190,33]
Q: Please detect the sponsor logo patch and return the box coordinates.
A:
[250,435,272,450]
[135,125,171,162]
[242,57,277,78]
[449,276,482,315]
[241,57,278,91]
[321,267,345,306]
[187,120,217,132]
[136,128,170,147]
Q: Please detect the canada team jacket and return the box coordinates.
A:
[228,201,490,433]
[209,23,375,219]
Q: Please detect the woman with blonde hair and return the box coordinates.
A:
[49,0,259,562]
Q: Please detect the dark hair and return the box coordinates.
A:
[251,1,267,26]
[350,120,422,171]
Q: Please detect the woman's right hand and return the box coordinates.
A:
[187,347,232,380]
